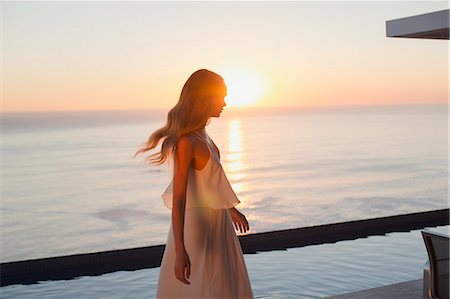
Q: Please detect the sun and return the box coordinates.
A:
[218,68,264,107]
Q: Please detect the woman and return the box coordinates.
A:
[134,69,254,298]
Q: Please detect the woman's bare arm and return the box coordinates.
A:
[171,135,194,284]
[172,135,194,254]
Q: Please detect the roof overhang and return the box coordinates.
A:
[386,9,449,40]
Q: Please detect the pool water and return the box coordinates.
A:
[1,225,449,299]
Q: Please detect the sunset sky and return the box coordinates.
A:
[2,1,448,112]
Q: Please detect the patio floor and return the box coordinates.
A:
[324,278,423,299]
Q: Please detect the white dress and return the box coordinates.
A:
[156,128,254,299]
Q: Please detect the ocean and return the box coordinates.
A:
[1,103,448,263]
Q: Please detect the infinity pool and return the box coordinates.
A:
[2,225,449,299]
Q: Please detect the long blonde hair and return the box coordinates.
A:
[133,69,226,166]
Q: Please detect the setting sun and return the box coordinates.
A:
[219,68,265,107]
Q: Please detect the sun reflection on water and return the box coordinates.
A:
[224,119,261,234]
[225,119,249,206]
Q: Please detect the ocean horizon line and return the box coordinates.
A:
[0,101,447,116]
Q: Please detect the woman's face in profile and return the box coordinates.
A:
[208,91,227,117]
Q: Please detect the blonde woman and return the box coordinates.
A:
[135,69,254,298]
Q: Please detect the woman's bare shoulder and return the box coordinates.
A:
[177,133,204,154]
[176,134,195,149]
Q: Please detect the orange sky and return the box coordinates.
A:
[2,1,448,112]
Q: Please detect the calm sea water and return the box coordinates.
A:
[1,104,448,263]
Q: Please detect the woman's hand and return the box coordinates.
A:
[175,248,191,285]
[229,207,250,233]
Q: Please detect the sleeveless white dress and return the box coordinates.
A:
[156,128,254,299]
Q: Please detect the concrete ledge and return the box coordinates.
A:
[1,208,448,287]
[386,9,449,39]
[323,278,423,299]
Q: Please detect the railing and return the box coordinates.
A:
[1,208,449,287]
